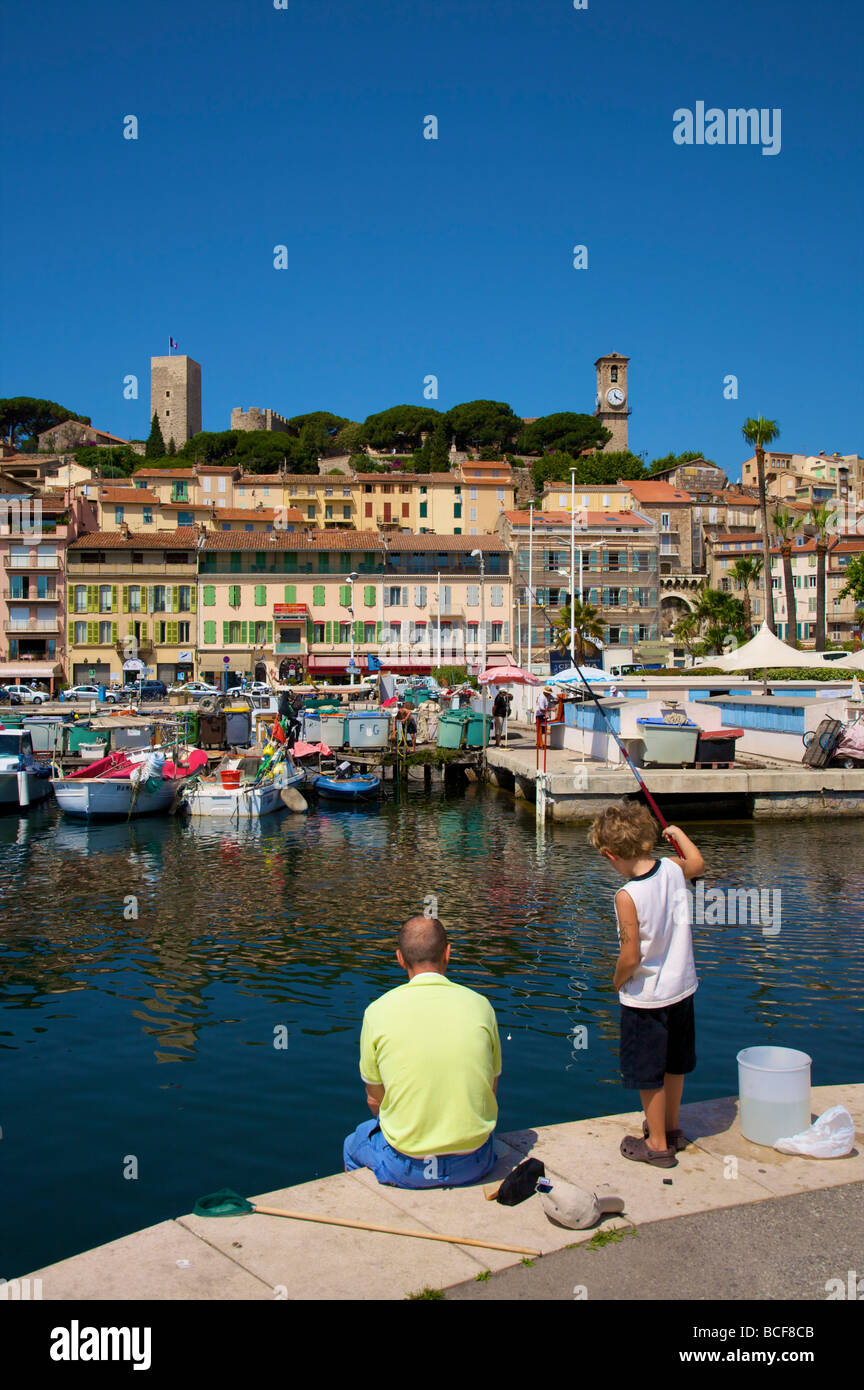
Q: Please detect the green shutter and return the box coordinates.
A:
[255,585,266,606]
[229,585,239,606]
[354,620,363,643]
[339,584,351,607]
[67,585,75,613]
[86,584,98,612]
[172,585,180,611]
[204,621,216,644]
[111,622,118,643]
[190,585,197,612]
[325,621,332,642]
[203,586,215,606]
[305,618,314,642]
[86,620,98,644]
[376,621,382,642]
[364,585,375,607]
[230,551,241,572]
[223,622,229,643]
[121,585,129,613]
[286,553,297,572]
[313,585,325,607]
[140,622,148,640]
[146,585,154,612]
[266,621,273,643]
[240,622,247,643]
[284,584,296,603]
[111,585,118,612]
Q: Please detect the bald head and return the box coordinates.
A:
[397,915,449,970]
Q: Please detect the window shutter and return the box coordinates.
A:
[255,585,266,606]
[204,621,216,644]
[364,584,375,607]
[109,584,117,612]
[313,585,325,607]
[170,585,178,612]
[376,621,383,642]
[414,585,427,607]
[86,620,98,644]
[467,584,479,607]
[140,622,148,640]
[146,585,155,612]
[111,622,118,643]
[284,585,296,603]
[86,584,98,611]
[202,585,213,606]
[223,622,229,643]
[354,621,363,643]
[402,586,409,606]
[67,585,75,613]
[503,621,510,643]
[266,621,273,643]
[485,621,492,643]
[240,622,247,643]
[306,618,314,642]
[168,621,179,644]
[190,585,196,612]
[325,621,332,642]
[491,585,503,607]
[339,584,351,607]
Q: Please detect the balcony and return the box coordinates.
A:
[4,618,61,633]
[2,589,59,601]
[4,555,60,569]
[114,639,153,656]
[274,641,306,655]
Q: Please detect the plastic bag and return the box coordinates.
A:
[774,1105,855,1158]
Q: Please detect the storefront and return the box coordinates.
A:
[0,661,65,696]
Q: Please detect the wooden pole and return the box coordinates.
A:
[249,1203,540,1256]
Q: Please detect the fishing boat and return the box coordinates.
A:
[0,729,53,810]
[308,769,381,801]
[181,751,305,818]
[51,747,208,820]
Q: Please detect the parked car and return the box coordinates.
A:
[3,684,47,705]
[248,682,271,696]
[131,680,168,701]
[0,685,22,705]
[168,680,220,698]
[63,684,119,704]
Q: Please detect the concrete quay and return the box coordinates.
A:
[12,1083,862,1302]
[484,736,864,822]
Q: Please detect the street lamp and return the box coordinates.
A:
[557,567,575,664]
[471,548,487,753]
[346,571,359,685]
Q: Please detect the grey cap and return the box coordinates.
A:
[539,1180,626,1230]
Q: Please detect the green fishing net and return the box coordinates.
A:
[193,1188,255,1217]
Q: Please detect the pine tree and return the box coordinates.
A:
[146,412,166,459]
[429,421,450,471]
[166,437,176,456]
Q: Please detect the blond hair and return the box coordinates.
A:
[588,802,659,860]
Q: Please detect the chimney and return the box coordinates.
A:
[119,521,130,539]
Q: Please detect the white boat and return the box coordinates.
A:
[51,747,206,820]
[182,756,304,819]
[0,729,54,810]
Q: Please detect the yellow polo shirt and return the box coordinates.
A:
[359,972,501,1157]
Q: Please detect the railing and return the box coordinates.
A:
[3,618,61,632]
[274,642,306,655]
[2,589,58,601]
[4,555,61,569]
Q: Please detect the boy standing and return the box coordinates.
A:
[589,803,705,1168]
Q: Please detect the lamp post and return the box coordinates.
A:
[347,571,359,685]
[471,547,487,752]
[558,567,575,664]
[527,503,534,674]
[570,467,576,664]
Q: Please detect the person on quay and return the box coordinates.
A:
[343,916,501,1188]
[492,688,509,747]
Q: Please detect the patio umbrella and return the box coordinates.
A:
[544,665,615,685]
[477,664,543,685]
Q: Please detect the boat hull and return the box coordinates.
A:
[0,771,53,811]
[50,776,185,820]
[312,774,381,800]
[185,772,304,818]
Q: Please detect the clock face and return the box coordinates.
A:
[606,387,625,407]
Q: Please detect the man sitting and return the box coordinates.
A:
[343,916,501,1188]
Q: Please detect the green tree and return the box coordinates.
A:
[428,419,451,471]
[530,448,646,493]
[673,612,701,657]
[839,554,864,605]
[728,556,763,636]
[742,416,781,634]
[649,450,715,473]
[694,586,749,653]
[145,412,166,459]
[362,405,442,452]
[0,396,90,450]
[166,437,176,456]
[517,413,610,457]
[334,421,367,458]
[805,503,834,650]
[288,411,349,456]
[771,508,803,643]
[443,400,522,452]
[552,598,604,664]
[73,445,138,477]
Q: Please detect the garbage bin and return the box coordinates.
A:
[224,707,252,748]
[198,712,226,749]
[437,712,467,749]
[464,712,491,748]
[695,727,744,766]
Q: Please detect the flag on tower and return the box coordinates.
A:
[169,337,178,352]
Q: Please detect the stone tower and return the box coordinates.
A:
[594,352,630,452]
[150,355,202,450]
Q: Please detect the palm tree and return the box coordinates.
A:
[805,503,834,650]
[742,416,780,634]
[553,598,603,665]
[694,586,748,653]
[771,509,802,644]
[728,556,763,636]
[673,612,700,658]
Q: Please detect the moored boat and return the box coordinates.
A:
[0,729,53,811]
[309,771,381,800]
[51,747,208,820]
[181,754,304,818]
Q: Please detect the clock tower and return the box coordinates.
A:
[594,352,630,452]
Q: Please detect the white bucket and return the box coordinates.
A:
[737,1046,812,1146]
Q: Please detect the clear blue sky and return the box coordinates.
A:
[1,0,861,478]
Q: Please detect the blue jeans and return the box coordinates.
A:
[343,1117,496,1188]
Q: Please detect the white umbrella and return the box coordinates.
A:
[693,623,842,672]
[545,665,615,685]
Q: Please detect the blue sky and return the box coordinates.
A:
[1,0,861,478]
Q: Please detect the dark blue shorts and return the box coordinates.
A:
[620,994,696,1090]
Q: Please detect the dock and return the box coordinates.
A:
[8,1082,861,1302]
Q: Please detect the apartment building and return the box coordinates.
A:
[196,531,512,684]
[498,508,660,661]
[65,529,198,686]
[707,533,768,625]
[740,451,863,507]
[0,489,96,692]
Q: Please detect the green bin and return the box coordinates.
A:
[437,712,466,750]
[465,713,491,748]
[67,724,110,755]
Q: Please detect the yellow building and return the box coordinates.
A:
[65,529,198,685]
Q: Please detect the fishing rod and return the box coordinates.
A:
[521,579,683,854]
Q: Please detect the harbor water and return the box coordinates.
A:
[1,787,863,1276]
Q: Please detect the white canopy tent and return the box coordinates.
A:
[694,624,843,672]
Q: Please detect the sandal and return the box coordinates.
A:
[642,1120,689,1152]
[620,1134,677,1167]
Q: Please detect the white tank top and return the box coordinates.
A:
[615,857,698,1008]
